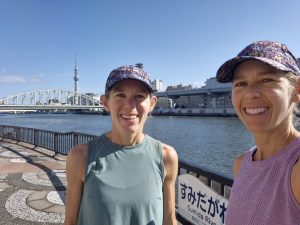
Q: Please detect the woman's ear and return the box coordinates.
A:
[292,78,300,103]
[100,94,110,112]
[149,95,157,112]
[296,78,300,94]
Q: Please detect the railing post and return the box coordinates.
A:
[16,128,20,140]
[54,133,58,153]
[73,133,78,147]
[0,125,3,138]
[3,126,7,138]
[33,129,37,146]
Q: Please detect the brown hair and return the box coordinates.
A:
[285,72,300,125]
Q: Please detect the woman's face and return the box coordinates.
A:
[102,79,157,136]
[231,60,297,134]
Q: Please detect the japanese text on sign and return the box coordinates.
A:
[178,174,228,225]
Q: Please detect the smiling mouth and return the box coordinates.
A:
[244,107,267,115]
[121,114,138,120]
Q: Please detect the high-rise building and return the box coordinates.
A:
[151,79,164,92]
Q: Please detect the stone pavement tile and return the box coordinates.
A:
[1,173,65,224]
[0,181,11,191]
[34,146,57,157]
[0,140,67,224]
[17,141,35,149]
[1,139,17,144]
[0,158,65,174]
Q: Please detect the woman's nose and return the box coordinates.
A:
[124,97,136,108]
[244,84,261,100]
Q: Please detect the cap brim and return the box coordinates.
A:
[216,57,248,83]
[216,56,295,83]
[106,75,154,93]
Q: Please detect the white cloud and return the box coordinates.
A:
[0,74,42,84]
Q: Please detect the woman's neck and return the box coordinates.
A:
[253,126,300,160]
[106,131,145,146]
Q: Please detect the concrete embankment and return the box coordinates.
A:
[152,108,236,117]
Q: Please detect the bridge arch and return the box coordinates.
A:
[0,89,101,107]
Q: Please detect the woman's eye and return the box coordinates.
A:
[233,81,247,87]
[135,95,146,100]
[116,93,125,97]
[261,78,274,83]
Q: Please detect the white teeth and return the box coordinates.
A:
[122,114,138,119]
[245,107,267,115]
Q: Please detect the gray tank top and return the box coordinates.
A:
[77,134,164,225]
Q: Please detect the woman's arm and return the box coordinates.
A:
[291,156,300,204]
[161,143,178,225]
[64,144,88,225]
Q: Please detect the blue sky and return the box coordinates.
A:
[0,0,300,98]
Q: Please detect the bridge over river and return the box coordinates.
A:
[0,89,103,112]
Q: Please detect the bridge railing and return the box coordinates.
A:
[0,124,233,225]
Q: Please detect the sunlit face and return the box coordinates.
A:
[231,60,297,134]
[101,79,157,136]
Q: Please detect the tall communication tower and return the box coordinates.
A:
[74,53,79,93]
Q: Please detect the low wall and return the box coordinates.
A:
[152,108,236,117]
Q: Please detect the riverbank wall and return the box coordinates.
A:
[152,107,236,117]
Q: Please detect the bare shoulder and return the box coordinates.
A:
[64,144,88,224]
[66,144,88,181]
[233,152,246,178]
[161,143,178,166]
[161,143,178,180]
[67,143,88,164]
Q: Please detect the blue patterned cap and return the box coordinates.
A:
[216,40,300,83]
[105,65,153,93]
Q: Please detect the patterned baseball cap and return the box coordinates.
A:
[216,40,300,83]
[105,65,153,93]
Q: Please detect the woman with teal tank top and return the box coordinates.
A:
[64,65,179,225]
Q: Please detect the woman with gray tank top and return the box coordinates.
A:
[64,65,178,225]
[216,40,300,224]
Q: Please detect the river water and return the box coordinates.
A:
[0,113,256,178]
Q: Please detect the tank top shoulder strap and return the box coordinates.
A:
[83,134,106,179]
[145,135,164,181]
[287,137,300,167]
[240,147,256,168]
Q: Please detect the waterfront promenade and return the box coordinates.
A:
[0,137,66,225]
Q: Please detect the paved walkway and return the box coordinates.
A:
[0,138,66,225]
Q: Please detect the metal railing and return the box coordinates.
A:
[0,125,96,155]
[0,124,233,225]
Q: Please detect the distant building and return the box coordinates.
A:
[135,63,144,69]
[151,79,164,92]
[166,84,193,92]
[154,77,233,110]
[204,77,232,89]
[156,97,173,109]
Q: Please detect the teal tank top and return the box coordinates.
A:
[77,134,164,225]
